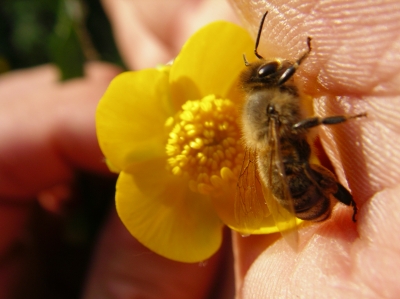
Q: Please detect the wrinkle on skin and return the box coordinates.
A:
[240,187,400,299]
[230,0,400,96]
[229,0,400,298]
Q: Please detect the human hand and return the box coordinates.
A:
[229,0,400,298]
[0,62,121,298]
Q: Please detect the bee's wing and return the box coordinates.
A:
[235,148,270,232]
[263,118,299,249]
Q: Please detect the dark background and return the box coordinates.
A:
[0,0,124,76]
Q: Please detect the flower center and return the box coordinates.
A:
[165,95,244,196]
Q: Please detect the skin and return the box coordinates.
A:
[1,0,399,298]
[229,0,400,298]
[0,62,121,298]
[101,0,239,70]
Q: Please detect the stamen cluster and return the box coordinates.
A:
[166,95,244,195]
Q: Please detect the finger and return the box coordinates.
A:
[0,62,121,297]
[101,0,179,69]
[101,0,238,69]
[229,0,400,95]
[231,232,280,294]
[82,209,233,299]
[229,0,400,295]
[0,65,59,95]
[0,62,121,199]
[229,0,400,203]
[236,185,400,299]
[52,62,122,175]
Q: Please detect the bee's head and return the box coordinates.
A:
[239,10,311,93]
[238,10,311,94]
[239,59,294,92]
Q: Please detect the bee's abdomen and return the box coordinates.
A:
[275,171,333,222]
[290,179,332,221]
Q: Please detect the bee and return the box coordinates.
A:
[235,11,366,245]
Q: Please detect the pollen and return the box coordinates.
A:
[165,95,244,196]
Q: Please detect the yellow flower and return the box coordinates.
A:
[96,21,280,263]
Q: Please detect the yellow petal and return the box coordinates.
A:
[169,21,254,109]
[96,69,175,170]
[209,179,281,235]
[104,158,121,173]
[116,159,224,263]
[212,189,301,235]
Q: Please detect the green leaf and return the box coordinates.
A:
[49,0,86,80]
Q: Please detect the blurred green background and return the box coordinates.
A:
[0,0,124,78]
[0,0,121,298]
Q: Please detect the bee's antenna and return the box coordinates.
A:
[243,54,250,66]
[254,11,268,60]
[297,37,312,66]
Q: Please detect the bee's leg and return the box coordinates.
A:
[333,183,358,222]
[278,37,312,85]
[292,113,367,131]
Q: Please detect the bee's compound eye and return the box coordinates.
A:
[258,61,279,77]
